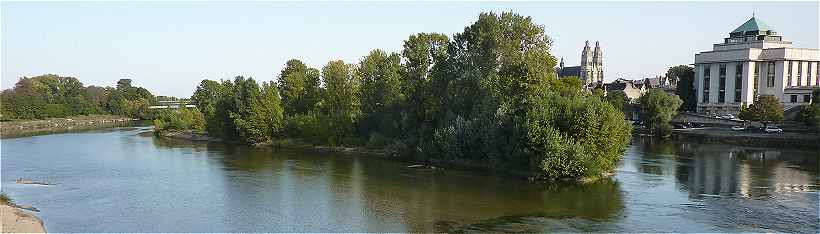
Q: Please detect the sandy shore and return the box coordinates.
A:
[1,204,45,233]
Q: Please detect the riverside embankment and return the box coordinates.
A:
[0,115,132,138]
[1,203,46,233]
[672,127,819,150]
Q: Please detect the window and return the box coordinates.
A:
[734,63,743,102]
[767,62,775,87]
[752,62,759,95]
[806,62,817,86]
[703,90,710,103]
[718,64,726,103]
[704,65,711,90]
[805,95,812,103]
[790,95,798,103]
[797,61,803,86]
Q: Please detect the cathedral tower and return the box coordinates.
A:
[593,41,604,84]
[580,41,593,84]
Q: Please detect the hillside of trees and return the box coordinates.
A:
[181,12,633,180]
[1,75,155,120]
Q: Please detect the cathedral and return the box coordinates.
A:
[556,41,604,86]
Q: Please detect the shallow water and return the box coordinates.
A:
[1,127,817,232]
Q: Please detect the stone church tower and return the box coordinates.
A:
[580,41,604,85]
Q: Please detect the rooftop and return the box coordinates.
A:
[731,16,771,34]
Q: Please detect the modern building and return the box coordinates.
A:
[694,16,820,115]
[556,41,605,86]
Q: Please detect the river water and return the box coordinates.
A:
[1,127,818,232]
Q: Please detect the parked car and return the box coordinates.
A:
[720,114,736,120]
[765,125,784,133]
[731,126,745,131]
[674,123,688,129]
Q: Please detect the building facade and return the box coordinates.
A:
[556,40,605,86]
[694,16,820,115]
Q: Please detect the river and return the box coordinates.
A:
[1,126,818,232]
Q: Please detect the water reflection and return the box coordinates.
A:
[150,134,626,232]
[1,127,816,232]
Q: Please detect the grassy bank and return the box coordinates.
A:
[0,115,132,138]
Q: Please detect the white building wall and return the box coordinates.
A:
[727,62,737,103]
[741,61,756,105]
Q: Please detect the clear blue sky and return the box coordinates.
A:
[2,1,818,97]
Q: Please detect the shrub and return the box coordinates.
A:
[527,94,632,180]
[153,108,206,132]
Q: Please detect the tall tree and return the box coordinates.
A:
[400,32,450,136]
[358,49,404,137]
[667,65,696,112]
[277,59,321,116]
[321,60,360,144]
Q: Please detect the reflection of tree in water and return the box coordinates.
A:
[439,179,624,232]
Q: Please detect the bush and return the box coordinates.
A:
[153,108,206,132]
[43,104,70,118]
[527,94,632,180]
[0,192,12,205]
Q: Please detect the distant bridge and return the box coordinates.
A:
[149,100,196,109]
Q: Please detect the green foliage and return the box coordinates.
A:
[277,59,321,116]
[799,104,820,131]
[0,75,152,120]
[527,94,632,179]
[798,90,819,131]
[321,60,361,144]
[357,49,405,138]
[153,108,205,132]
[637,89,682,136]
[0,192,11,205]
[668,65,696,111]
[176,11,633,180]
[738,95,784,123]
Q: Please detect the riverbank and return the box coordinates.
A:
[1,204,46,233]
[158,130,394,156]
[0,115,132,138]
[157,129,610,182]
[672,127,819,150]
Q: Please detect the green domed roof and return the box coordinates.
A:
[732,17,770,34]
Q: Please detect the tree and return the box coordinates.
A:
[605,91,629,112]
[638,89,683,136]
[400,32,450,141]
[739,95,784,123]
[277,59,321,116]
[229,76,277,144]
[668,65,696,112]
[798,90,820,131]
[321,60,360,145]
[358,49,404,138]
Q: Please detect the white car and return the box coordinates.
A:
[731,126,745,131]
[765,125,783,133]
[719,114,736,119]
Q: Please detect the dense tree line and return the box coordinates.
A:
[188,12,633,180]
[0,75,155,120]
